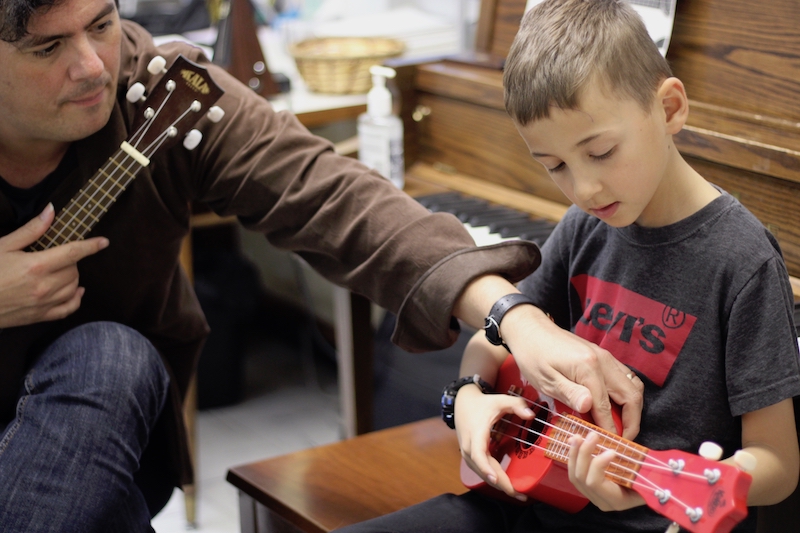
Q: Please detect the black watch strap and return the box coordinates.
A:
[484,293,535,352]
[441,374,493,429]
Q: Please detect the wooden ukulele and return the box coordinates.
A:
[28,54,225,251]
[460,356,753,533]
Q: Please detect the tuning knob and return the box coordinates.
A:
[184,129,203,150]
[147,55,167,75]
[698,441,723,461]
[207,106,225,123]
[733,450,757,472]
[126,82,146,103]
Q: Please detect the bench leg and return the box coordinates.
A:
[238,491,308,533]
[239,492,258,533]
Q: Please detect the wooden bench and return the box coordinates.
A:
[226,417,465,533]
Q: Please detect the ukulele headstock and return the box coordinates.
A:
[125,54,225,159]
[635,448,751,533]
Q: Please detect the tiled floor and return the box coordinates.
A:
[152,334,342,533]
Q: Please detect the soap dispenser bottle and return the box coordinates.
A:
[358,65,404,189]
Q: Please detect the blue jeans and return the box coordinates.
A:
[0,322,169,532]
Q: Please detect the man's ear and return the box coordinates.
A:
[657,77,689,134]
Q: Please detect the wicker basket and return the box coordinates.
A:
[290,37,405,94]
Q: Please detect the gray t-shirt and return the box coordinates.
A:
[516,190,800,532]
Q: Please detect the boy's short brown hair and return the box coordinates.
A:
[504,0,673,125]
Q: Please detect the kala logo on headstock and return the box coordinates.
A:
[180,69,211,94]
[28,54,225,251]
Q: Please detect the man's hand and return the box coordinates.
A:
[453,276,644,440]
[0,203,109,328]
[502,304,644,441]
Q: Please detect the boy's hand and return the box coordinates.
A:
[0,204,109,328]
[567,432,645,511]
[502,305,644,441]
[455,384,534,500]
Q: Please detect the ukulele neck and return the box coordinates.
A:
[545,413,649,489]
[28,148,142,251]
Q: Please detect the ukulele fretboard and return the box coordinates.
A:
[545,413,648,489]
[28,149,142,251]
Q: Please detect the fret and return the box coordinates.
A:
[96,166,124,201]
[82,190,108,212]
[107,157,138,180]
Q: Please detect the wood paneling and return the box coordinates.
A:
[668,0,800,123]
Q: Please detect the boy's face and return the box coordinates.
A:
[515,83,679,228]
[0,0,121,151]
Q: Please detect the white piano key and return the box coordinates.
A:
[464,223,519,246]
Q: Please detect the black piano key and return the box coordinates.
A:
[416,192,464,208]
[516,228,555,241]
[496,221,553,238]
[489,217,555,233]
[434,198,490,215]
[488,219,537,234]
[468,210,531,226]
[447,201,496,219]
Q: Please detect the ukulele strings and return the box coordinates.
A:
[40,86,198,248]
[487,394,711,513]
[491,418,696,512]
[507,392,709,482]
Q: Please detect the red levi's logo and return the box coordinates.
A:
[571,274,696,387]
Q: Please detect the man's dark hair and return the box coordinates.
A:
[0,0,60,42]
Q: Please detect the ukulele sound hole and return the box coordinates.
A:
[516,404,548,452]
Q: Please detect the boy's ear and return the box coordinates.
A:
[657,77,689,134]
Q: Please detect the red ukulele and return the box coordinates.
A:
[460,356,753,533]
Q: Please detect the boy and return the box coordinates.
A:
[0,0,644,529]
[335,1,800,531]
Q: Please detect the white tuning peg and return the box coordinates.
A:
[147,55,167,75]
[698,441,723,461]
[206,106,225,123]
[126,82,146,103]
[733,450,757,472]
[664,522,680,533]
[183,129,203,150]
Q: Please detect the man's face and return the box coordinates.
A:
[515,83,676,228]
[0,0,121,150]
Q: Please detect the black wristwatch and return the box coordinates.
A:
[484,293,535,352]
[441,374,494,429]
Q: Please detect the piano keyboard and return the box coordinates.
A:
[416,192,557,247]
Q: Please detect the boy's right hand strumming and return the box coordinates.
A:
[455,378,534,500]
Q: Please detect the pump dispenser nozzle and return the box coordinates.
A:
[367,65,396,118]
